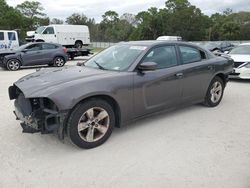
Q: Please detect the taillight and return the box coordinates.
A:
[63,47,67,53]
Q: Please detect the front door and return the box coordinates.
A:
[21,43,44,65]
[133,45,182,118]
[42,27,57,43]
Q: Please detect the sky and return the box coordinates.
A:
[6,0,250,22]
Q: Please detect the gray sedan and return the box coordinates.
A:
[0,42,68,71]
[9,41,233,149]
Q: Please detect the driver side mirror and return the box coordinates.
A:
[138,62,157,71]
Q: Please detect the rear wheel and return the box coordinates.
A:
[204,76,224,107]
[212,48,222,53]
[67,99,115,149]
[70,54,75,60]
[75,41,83,49]
[53,57,65,67]
[6,59,21,71]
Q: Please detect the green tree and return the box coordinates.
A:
[99,11,119,41]
[16,1,45,18]
[131,0,210,41]
[134,7,163,40]
[50,18,64,24]
[164,0,210,40]
[0,0,23,30]
[210,10,250,40]
[102,11,119,24]
[66,13,88,25]
[15,1,47,30]
[120,13,137,26]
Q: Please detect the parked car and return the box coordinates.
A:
[0,42,68,71]
[228,43,250,79]
[9,41,233,149]
[0,30,19,51]
[200,41,235,53]
[26,25,90,48]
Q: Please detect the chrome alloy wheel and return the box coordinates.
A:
[210,81,223,103]
[8,60,20,70]
[54,58,65,66]
[77,107,110,142]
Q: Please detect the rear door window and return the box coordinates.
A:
[0,32,4,40]
[8,32,16,40]
[42,43,57,50]
[179,46,202,64]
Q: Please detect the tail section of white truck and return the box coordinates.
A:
[0,30,19,51]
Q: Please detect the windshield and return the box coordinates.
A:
[229,45,250,55]
[85,44,147,71]
[35,26,45,34]
[14,43,31,51]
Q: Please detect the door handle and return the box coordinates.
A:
[175,73,183,78]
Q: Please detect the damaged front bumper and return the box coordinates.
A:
[9,85,68,139]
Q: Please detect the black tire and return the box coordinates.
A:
[204,76,224,107]
[67,99,115,149]
[75,41,83,49]
[6,59,21,71]
[53,56,65,67]
[212,48,222,53]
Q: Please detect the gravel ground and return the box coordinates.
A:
[0,58,250,188]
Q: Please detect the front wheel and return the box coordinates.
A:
[53,57,65,67]
[67,99,115,149]
[204,76,224,107]
[6,59,21,71]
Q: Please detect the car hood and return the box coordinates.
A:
[0,50,16,55]
[14,66,111,97]
[229,54,250,62]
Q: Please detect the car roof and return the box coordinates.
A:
[26,42,62,46]
[239,43,250,46]
[119,40,198,47]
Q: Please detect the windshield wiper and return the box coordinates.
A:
[93,60,107,70]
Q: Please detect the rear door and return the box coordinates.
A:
[133,45,182,117]
[177,45,214,105]
[41,43,59,63]
[21,43,44,65]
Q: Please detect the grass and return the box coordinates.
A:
[90,47,105,53]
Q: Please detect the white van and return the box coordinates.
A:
[32,25,90,48]
[0,30,19,51]
[156,36,182,41]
